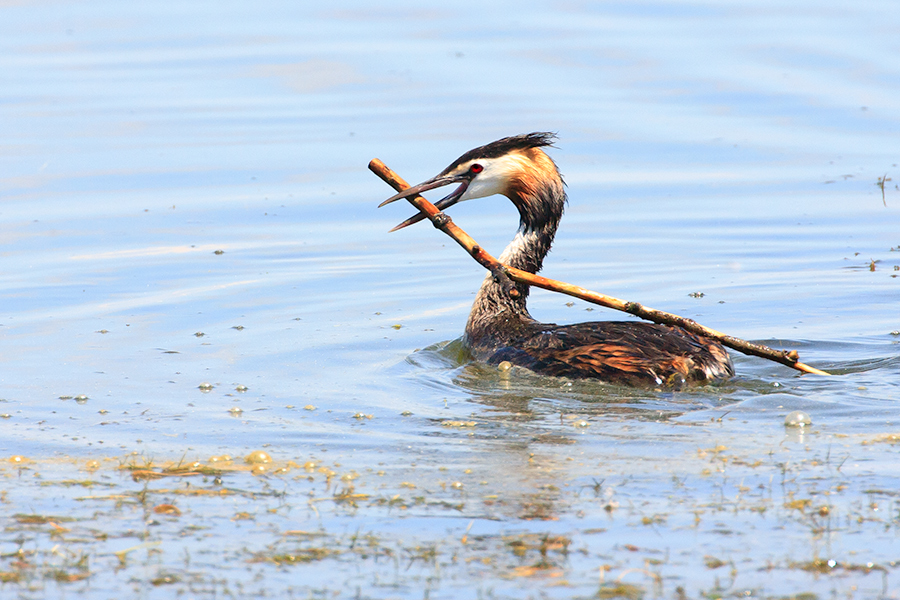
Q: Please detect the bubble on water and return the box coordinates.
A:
[784,410,811,428]
[245,450,272,464]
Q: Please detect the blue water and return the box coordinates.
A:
[1,1,899,598]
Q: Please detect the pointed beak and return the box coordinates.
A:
[378,173,470,231]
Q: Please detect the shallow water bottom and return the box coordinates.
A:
[3,338,900,599]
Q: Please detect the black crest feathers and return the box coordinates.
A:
[440,132,557,175]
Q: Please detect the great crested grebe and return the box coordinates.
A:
[379,133,733,386]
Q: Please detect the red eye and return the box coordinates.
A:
[470,163,484,174]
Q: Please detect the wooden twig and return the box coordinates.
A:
[369,157,830,376]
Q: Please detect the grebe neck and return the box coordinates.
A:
[465,181,565,333]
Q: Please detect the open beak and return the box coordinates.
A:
[378,173,470,231]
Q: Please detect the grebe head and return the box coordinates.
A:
[379,132,564,231]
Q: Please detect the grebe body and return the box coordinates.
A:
[380,133,733,386]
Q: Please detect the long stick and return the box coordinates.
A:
[369,158,830,376]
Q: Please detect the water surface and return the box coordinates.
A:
[1,1,899,598]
